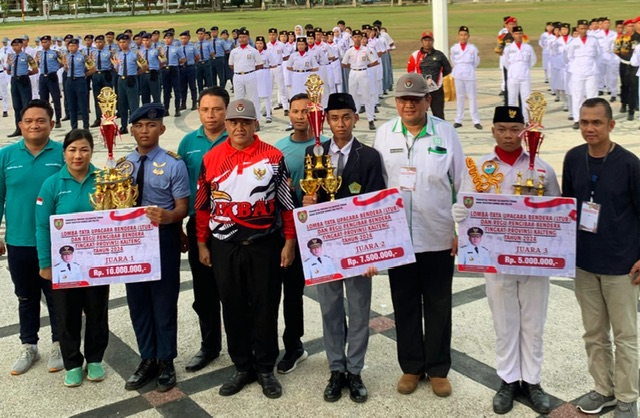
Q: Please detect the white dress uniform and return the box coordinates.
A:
[538,31,553,82]
[326,41,342,93]
[54,261,83,283]
[565,35,600,122]
[459,244,491,265]
[367,37,385,99]
[303,254,336,279]
[550,35,572,110]
[503,42,537,122]
[283,41,295,88]
[287,50,318,97]
[0,45,10,113]
[229,44,263,115]
[308,42,332,108]
[267,39,289,111]
[629,44,640,108]
[460,149,560,385]
[342,45,378,123]
[595,28,619,98]
[450,42,481,125]
[256,48,274,121]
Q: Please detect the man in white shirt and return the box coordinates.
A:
[594,17,619,101]
[228,28,262,123]
[503,26,537,123]
[566,19,600,129]
[450,26,481,130]
[342,30,378,131]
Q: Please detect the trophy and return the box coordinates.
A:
[89,87,139,210]
[515,92,547,196]
[299,74,342,200]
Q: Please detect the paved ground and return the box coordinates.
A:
[0,68,638,418]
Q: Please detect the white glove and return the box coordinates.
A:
[451,202,469,223]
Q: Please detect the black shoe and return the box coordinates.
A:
[277,348,308,374]
[628,113,635,121]
[359,106,365,114]
[191,102,197,111]
[347,373,368,403]
[474,123,483,130]
[185,349,220,372]
[174,110,181,117]
[383,90,388,95]
[156,360,177,392]
[285,123,294,131]
[219,370,257,396]
[324,371,347,402]
[180,104,187,111]
[453,123,462,128]
[8,130,22,138]
[274,103,283,110]
[125,359,159,390]
[119,127,128,135]
[572,122,579,130]
[55,122,62,128]
[611,96,617,103]
[554,96,560,102]
[368,121,375,131]
[90,120,101,128]
[2,111,7,117]
[493,380,520,414]
[284,110,289,116]
[521,381,550,414]
[499,90,505,97]
[598,90,604,96]
[61,116,70,121]
[621,104,628,113]
[257,372,282,399]
[568,116,574,121]
[374,106,379,113]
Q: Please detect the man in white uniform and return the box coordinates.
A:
[266,28,289,115]
[302,239,336,280]
[503,26,537,123]
[452,106,560,416]
[342,29,378,131]
[228,28,262,122]
[450,26,481,130]
[459,227,491,266]
[53,246,83,283]
[0,37,10,117]
[566,19,600,129]
[594,17,619,101]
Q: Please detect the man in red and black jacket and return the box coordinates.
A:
[195,98,296,400]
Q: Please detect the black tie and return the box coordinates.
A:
[14,53,19,76]
[44,51,48,73]
[183,46,187,63]
[337,151,345,176]
[97,50,102,70]
[123,53,127,77]
[317,257,322,264]
[200,42,204,61]
[67,263,71,271]
[136,155,147,206]
[213,39,216,57]
[475,247,479,253]
[145,49,149,63]
[70,54,75,76]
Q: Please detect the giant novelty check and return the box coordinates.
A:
[457,193,577,277]
[49,207,160,289]
[294,188,416,286]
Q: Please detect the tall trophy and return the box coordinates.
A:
[514,92,547,196]
[89,87,139,210]
[299,74,342,201]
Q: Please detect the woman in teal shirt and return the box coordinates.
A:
[36,129,110,387]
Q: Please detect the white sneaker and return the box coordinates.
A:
[48,342,64,373]
[11,344,39,375]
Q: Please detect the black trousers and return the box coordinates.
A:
[389,249,454,378]
[186,217,222,355]
[39,73,62,122]
[126,224,181,360]
[620,62,630,106]
[52,285,110,370]
[212,233,282,373]
[162,67,181,113]
[280,245,305,352]
[430,87,445,120]
[180,65,197,107]
[627,65,639,114]
[210,57,226,88]
[11,77,32,129]
[196,61,213,94]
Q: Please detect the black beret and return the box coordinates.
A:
[11,38,23,45]
[68,38,80,45]
[40,35,52,41]
[167,27,175,32]
[84,34,94,40]
[64,34,74,41]
[164,32,174,39]
[130,103,166,125]
[95,35,105,41]
[493,106,524,124]
[151,30,160,35]
[577,19,589,26]
[237,29,249,36]
[124,28,133,33]
[458,26,469,33]
[105,31,115,36]
[269,28,278,34]
[196,27,206,33]
[210,26,219,31]
[141,33,151,39]
[306,31,314,38]
[180,30,190,37]
[116,34,130,41]
[326,93,356,113]
[221,29,229,35]
[512,26,523,32]
[255,36,265,43]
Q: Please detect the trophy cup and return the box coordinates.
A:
[89,87,139,210]
[299,74,342,200]
[515,92,547,196]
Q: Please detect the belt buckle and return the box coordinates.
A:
[241,240,253,246]
[121,76,126,79]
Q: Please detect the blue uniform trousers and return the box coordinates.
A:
[196,61,213,94]
[65,76,89,129]
[39,73,62,122]
[140,71,161,104]
[117,75,140,127]
[126,224,181,361]
[91,71,113,122]
[11,76,32,129]
[210,57,226,88]
[179,64,197,107]
[162,67,181,113]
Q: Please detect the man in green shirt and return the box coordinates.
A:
[273,93,329,374]
[177,87,228,372]
[0,99,65,375]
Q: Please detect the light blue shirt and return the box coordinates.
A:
[10,51,31,77]
[141,46,161,71]
[117,50,139,76]
[182,43,197,65]
[94,49,113,71]
[66,52,86,77]
[39,49,60,74]
[195,40,213,62]
[210,37,226,57]
[166,45,185,67]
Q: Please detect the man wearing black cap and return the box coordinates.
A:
[115,33,145,133]
[450,26,481,130]
[406,31,451,120]
[121,102,190,393]
[228,29,262,120]
[64,38,94,130]
[179,30,199,111]
[453,105,560,415]
[209,26,227,88]
[266,28,289,114]
[538,22,554,84]
[6,38,38,137]
[373,73,464,398]
[458,227,490,266]
[302,92,385,403]
[195,99,296,399]
[342,29,378,130]
[38,35,63,128]
[139,33,161,104]
[595,17,619,102]
[161,31,185,117]
[53,245,83,283]
[503,25,537,124]
[90,35,114,127]
[195,28,214,95]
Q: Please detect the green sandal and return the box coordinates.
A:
[64,367,83,387]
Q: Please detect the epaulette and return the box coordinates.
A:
[166,150,181,160]
[116,156,127,165]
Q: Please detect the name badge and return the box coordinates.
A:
[399,166,417,191]
[579,201,601,234]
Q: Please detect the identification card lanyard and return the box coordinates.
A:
[399,120,434,192]
[579,143,614,234]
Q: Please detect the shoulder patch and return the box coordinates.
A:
[116,156,127,164]
[166,150,181,160]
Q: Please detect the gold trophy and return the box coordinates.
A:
[83,50,95,70]
[515,92,547,196]
[89,87,139,210]
[298,74,342,200]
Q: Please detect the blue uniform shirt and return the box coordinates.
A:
[141,46,161,71]
[182,43,197,65]
[195,40,213,62]
[10,51,31,77]
[125,146,190,209]
[211,37,226,57]
[172,39,181,47]
[39,49,60,74]
[117,50,139,76]
[166,45,185,67]
[94,49,113,71]
[66,52,86,77]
